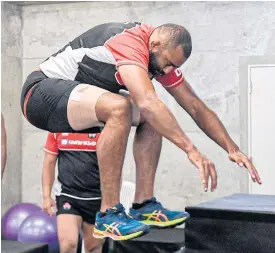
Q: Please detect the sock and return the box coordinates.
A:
[132,198,153,209]
[98,211,107,218]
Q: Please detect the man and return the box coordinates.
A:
[1,113,7,180]
[21,22,261,240]
[42,131,103,253]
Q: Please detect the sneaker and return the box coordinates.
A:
[93,203,149,241]
[129,197,190,228]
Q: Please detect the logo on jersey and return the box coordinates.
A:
[174,68,182,77]
[61,139,68,145]
[88,134,97,139]
[68,140,96,146]
[63,202,71,210]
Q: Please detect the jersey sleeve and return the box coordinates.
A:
[105,24,153,72]
[44,133,58,155]
[155,68,184,88]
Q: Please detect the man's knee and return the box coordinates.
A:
[85,241,104,253]
[110,97,132,119]
[59,236,78,253]
[96,93,133,123]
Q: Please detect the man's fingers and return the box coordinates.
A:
[209,162,217,192]
[235,157,244,167]
[242,158,256,179]
[203,161,211,192]
[198,163,208,192]
[250,164,262,184]
[231,152,262,185]
[254,169,262,184]
[52,201,57,211]
[45,208,50,216]
[235,154,255,180]
[242,156,262,184]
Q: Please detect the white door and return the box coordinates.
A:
[249,65,275,195]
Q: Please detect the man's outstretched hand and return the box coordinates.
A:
[187,148,218,192]
[228,150,262,184]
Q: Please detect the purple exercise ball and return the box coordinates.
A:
[1,203,42,240]
[17,210,59,253]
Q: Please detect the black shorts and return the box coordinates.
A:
[56,195,101,225]
[21,71,101,133]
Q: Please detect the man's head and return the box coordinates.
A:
[148,23,192,76]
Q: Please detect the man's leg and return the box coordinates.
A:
[133,121,162,203]
[67,84,132,211]
[67,84,149,240]
[82,222,104,253]
[56,196,83,253]
[118,90,162,203]
[23,78,148,240]
[80,199,104,253]
[57,214,82,253]
[129,113,190,228]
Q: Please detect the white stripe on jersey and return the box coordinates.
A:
[39,46,116,80]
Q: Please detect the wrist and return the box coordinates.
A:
[184,143,197,154]
[43,194,51,199]
[226,143,240,154]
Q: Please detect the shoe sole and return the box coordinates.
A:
[93,228,148,241]
[140,216,189,228]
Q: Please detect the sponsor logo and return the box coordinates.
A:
[174,68,182,77]
[63,202,71,210]
[61,139,68,145]
[68,140,96,146]
[88,133,97,139]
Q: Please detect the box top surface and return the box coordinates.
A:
[187,194,275,214]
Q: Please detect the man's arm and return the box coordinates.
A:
[166,79,239,153]
[1,113,7,179]
[118,65,217,191]
[119,65,195,152]
[166,79,261,184]
[42,152,57,199]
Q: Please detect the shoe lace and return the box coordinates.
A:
[150,198,169,212]
[108,207,132,223]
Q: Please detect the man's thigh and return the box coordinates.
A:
[77,199,103,252]
[56,196,83,249]
[23,72,80,132]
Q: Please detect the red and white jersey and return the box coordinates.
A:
[44,132,101,199]
[39,22,184,94]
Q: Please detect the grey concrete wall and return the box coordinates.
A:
[21,1,275,209]
[1,2,23,215]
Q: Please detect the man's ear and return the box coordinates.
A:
[149,40,161,52]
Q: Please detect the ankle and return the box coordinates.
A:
[132,197,154,209]
[134,195,154,204]
[100,202,118,212]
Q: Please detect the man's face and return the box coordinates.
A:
[148,44,186,77]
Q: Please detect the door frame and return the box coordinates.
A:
[239,56,275,194]
[247,64,275,194]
